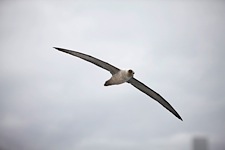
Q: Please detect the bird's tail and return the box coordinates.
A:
[104,80,111,86]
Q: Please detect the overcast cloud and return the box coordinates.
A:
[0,1,225,150]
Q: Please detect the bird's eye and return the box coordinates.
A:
[128,69,133,74]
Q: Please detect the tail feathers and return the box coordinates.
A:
[104,80,111,86]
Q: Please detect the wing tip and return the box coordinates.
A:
[53,47,61,51]
[177,115,183,121]
[53,47,69,53]
[174,112,183,121]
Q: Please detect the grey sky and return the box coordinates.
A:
[0,1,225,150]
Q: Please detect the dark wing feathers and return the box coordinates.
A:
[55,47,182,120]
[54,47,120,75]
[128,78,182,120]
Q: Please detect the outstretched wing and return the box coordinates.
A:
[54,47,120,75]
[128,78,182,120]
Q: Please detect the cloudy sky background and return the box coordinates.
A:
[0,1,225,150]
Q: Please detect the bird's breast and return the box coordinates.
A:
[109,70,132,85]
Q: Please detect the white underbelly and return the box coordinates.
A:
[109,70,131,85]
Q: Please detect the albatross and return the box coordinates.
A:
[54,47,182,121]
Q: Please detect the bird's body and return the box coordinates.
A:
[104,70,134,86]
[54,47,183,121]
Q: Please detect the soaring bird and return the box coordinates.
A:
[54,47,182,121]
